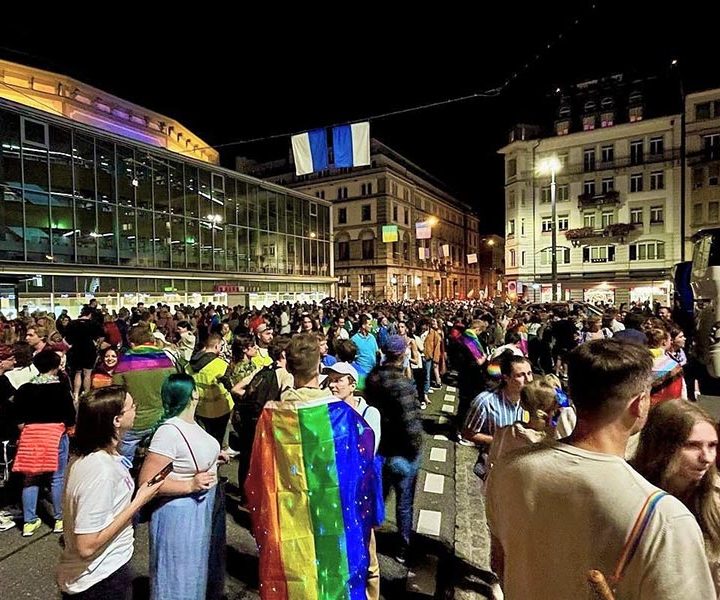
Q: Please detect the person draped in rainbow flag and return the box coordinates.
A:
[245,334,380,600]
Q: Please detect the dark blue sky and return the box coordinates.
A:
[2,1,718,234]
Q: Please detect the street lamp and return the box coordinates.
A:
[537,156,563,301]
[390,275,398,301]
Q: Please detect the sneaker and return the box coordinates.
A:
[0,514,15,532]
[53,519,64,534]
[419,401,427,410]
[456,434,474,447]
[22,518,41,537]
[395,545,408,565]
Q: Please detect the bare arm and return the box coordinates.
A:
[139,451,215,496]
[463,429,493,446]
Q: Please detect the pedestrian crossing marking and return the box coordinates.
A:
[424,473,445,494]
[433,434,449,441]
[444,394,455,402]
[446,386,456,392]
[441,404,454,413]
[438,416,449,424]
[429,447,447,462]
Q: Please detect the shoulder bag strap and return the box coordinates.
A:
[166,422,200,473]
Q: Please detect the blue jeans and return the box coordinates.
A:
[423,358,433,394]
[23,433,69,523]
[119,426,155,464]
[383,455,420,546]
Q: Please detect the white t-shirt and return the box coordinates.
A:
[148,417,220,482]
[57,451,135,594]
[355,397,381,455]
[486,441,715,599]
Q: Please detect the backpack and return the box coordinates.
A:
[241,363,281,419]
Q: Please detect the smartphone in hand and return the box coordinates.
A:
[147,462,173,486]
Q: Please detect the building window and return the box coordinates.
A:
[630,140,644,165]
[601,145,614,163]
[558,215,569,230]
[704,134,720,160]
[21,118,48,147]
[584,180,596,196]
[583,149,596,172]
[404,210,409,225]
[694,167,705,189]
[361,204,371,221]
[507,159,517,179]
[557,184,569,202]
[649,136,664,156]
[696,102,711,120]
[360,273,375,286]
[710,201,720,222]
[338,208,347,224]
[309,202,318,217]
[361,238,374,259]
[630,241,665,261]
[629,106,643,122]
[520,218,525,235]
[521,251,526,266]
[693,203,704,224]
[507,190,516,210]
[338,240,350,261]
[582,115,596,131]
[508,220,515,236]
[542,217,553,232]
[650,205,664,223]
[630,208,643,224]
[390,182,398,196]
[584,213,596,228]
[709,164,720,186]
[509,249,516,267]
[392,205,398,221]
[630,173,644,193]
[583,245,615,263]
[315,190,325,199]
[601,211,614,228]
[540,247,570,265]
[336,186,348,199]
[650,171,665,190]
[541,186,551,203]
[602,177,614,193]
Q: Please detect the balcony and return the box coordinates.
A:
[565,222,635,247]
[577,189,621,209]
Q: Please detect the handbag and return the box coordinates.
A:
[587,490,668,599]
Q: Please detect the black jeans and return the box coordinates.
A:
[62,561,133,600]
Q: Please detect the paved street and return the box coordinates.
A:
[0,380,494,599]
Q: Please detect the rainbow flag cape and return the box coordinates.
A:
[245,390,378,600]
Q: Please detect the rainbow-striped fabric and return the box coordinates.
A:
[245,390,378,600]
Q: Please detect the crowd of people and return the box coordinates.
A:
[0,295,717,599]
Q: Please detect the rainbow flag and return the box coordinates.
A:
[114,343,175,372]
[245,392,378,600]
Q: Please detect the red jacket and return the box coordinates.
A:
[13,423,66,474]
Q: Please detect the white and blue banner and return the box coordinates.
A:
[332,122,371,169]
[291,128,329,176]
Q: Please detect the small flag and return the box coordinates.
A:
[291,129,328,176]
[441,244,450,258]
[418,247,430,260]
[333,122,371,169]
[415,221,432,240]
[382,225,398,243]
[467,253,478,264]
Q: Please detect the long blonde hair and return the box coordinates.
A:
[520,375,559,427]
[633,399,720,555]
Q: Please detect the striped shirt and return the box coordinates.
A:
[464,389,525,438]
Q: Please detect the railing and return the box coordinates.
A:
[577,189,621,208]
[565,222,635,246]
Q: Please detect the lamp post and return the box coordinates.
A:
[537,156,562,301]
[390,274,398,301]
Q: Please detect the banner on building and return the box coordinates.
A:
[332,122,371,169]
[382,225,399,243]
[441,244,450,258]
[467,253,478,264]
[418,247,430,260]
[415,221,432,240]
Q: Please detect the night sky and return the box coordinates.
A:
[2,1,718,234]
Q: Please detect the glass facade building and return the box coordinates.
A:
[0,99,333,316]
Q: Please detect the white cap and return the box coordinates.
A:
[322,361,359,382]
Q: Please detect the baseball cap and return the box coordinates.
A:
[322,361,359,382]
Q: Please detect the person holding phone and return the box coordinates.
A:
[139,373,228,600]
[57,385,164,599]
